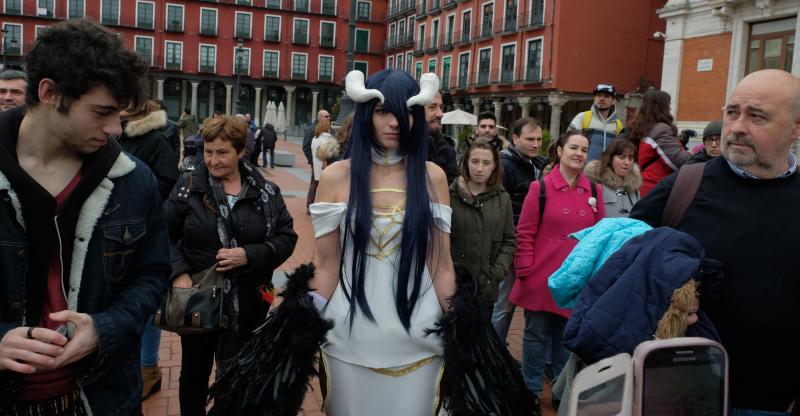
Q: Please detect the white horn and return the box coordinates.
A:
[345,70,384,104]
[406,73,440,108]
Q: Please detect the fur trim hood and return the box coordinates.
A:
[124,110,168,137]
[314,133,339,162]
[584,160,642,192]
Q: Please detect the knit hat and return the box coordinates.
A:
[703,120,722,140]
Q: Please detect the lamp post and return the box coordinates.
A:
[232,39,244,115]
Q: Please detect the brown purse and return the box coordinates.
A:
[154,264,225,335]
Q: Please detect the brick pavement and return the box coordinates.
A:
[142,137,554,415]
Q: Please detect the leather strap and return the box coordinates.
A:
[662,162,706,228]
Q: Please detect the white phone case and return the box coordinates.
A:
[568,352,633,416]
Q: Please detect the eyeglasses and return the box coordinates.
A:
[704,136,721,144]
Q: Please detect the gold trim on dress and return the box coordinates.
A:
[368,355,437,377]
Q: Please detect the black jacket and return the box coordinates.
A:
[165,164,297,338]
[429,134,459,184]
[685,148,715,165]
[499,145,548,224]
[261,125,278,149]
[161,119,181,161]
[119,110,179,201]
[302,121,317,164]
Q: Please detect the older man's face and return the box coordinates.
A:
[318,111,331,123]
[425,93,443,135]
[721,70,800,177]
[0,79,26,111]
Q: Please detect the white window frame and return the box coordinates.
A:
[387,56,393,68]
[35,25,47,39]
[198,43,217,72]
[319,20,336,46]
[405,51,413,73]
[388,22,396,42]
[460,9,471,38]
[356,0,371,20]
[264,14,281,41]
[2,23,22,54]
[418,23,426,49]
[291,52,309,78]
[232,47,251,75]
[263,49,281,77]
[354,60,369,75]
[293,17,310,44]
[441,54,452,81]
[445,12,455,42]
[318,54,335,81]
[320,0,337,15]
[524,36,544,81]
[480,1,494,37]
[528,0,546,26]
[163,40,183,70]
[199,7,218,35]
[165,3,185,31]
[476,46,492,83]
[4,0,23,14]
[36,0,55,17]
[234,11,253,38]
[355,28,370,53]
[427,57,437,74]
[499,40,516,81]
[430,18,439,48]
[135,0,155,29]
[501,0,519,30]
[133,35,154,66]
[67,0,85,18]
[100,0,120,24]
[457,50,470,86]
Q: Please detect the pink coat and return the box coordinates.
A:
[510,167,605,318]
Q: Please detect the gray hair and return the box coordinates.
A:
[0,69,27,82]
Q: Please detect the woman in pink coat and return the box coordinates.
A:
[509,130,604,401]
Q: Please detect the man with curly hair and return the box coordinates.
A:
[0,19,170,415]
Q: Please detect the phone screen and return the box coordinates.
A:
[577,374,625,416]
[642,346,725,416]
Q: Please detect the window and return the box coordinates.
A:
[235,12,252,39]
[101,0,119,25]
[237,0,250,5]
[406,51,413,73]
[234,48,250,76]
[356,1,371,21]
[457,52,469,88]
[199,44,216,73]
[397,54,405,72]
[441,56,451,89]
[481,2,493,37]
[164,41,182,70]
[294,0,308,12]
[263,51,279,78]
[389,23,396,46]
[134,36,153,66]
[166,4,184,32]
[266,0,280,8]
[292,53,308,79]
[528,0,544,27]
[415,61,422,80]
[428,58,436,73]
[525,38,542,81]
[430,19,439,48]
[264,15,280,42]
[4,0,22,14]
[354,61,368,75]
[355,28,369,53]
[445,14,454,45]
[461,10,471,41]
[136,1,154,29]
[320,22,335,47]
[35,25,48,39]
[388,56,394,68]
[200,8,217,36]
[321,0,335,15]
[2,24,21,55]
[478,47,491,84]
[747,17,795,74]
[500,44,515,82]
[319,55,333,82]
[398,20,406,41]
[37,0,54,17]
[67,0,83,18]
[293,19,309,44]
[417,24,425,50]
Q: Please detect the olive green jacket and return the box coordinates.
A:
[449,177,516,304]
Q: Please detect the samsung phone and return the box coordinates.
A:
[633,338,728,416]
[569,353,633,416]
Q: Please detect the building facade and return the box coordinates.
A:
[658,0,799,138]
[1,0,386,128]
[386,0,668,138]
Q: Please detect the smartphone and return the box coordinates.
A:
[633,338,728,416]
[569,353,633,416]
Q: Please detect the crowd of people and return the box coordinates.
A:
[0,17,798,416]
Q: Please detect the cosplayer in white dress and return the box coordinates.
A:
[311,200,452,415]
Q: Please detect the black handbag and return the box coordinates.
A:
[155,264,225,335]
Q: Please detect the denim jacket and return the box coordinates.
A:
[0,151,171,415]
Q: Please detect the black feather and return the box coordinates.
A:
[427,265,540,416]
[207,263,333,416]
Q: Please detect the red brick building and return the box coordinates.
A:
[385,0,668,136]
[1,0,385,127]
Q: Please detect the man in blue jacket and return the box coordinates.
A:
[0,19,170,415]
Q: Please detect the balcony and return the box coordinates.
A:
[478,22,493,40]
[166,21,183,33]
[264,69,279,79]
[291,72,306,80]
[413,42,424,57]
[235,29,251,39]
[199,65,215,73]
[356,12,371,22]
[264,30,280,42]
[266,0,281,9]
[441,33,453,51]
[199,27,217,36]
[137,20,154,30]
[455,30,470,46]
[443,0,455,9]
[164,61,181,71]
[415,0,426,19]
[428,0,440,15]
[318,73,333,83]
[235,66,250,77]
[518,9,545,30]
[475,69,491,86]
[386,0,415,19]
[523,67,542,83]
[320,35,334,48]
[456,75,468,89]
[498,16,517,35]
[101,16,119,25]
[499,69,514,84]
[385,33,414,50]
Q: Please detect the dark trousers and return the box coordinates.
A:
[306,179,319,207]
[179,333,218,416]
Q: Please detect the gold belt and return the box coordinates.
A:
[369,355,438,377]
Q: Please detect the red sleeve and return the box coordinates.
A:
[514,179,541,278]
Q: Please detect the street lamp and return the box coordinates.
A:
[232,39,244,115]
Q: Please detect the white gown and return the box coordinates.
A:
[310,201,452,416]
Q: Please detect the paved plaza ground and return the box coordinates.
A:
[142,136,554,416]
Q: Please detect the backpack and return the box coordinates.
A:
[581,110,623,136]
[537,177,598,224]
